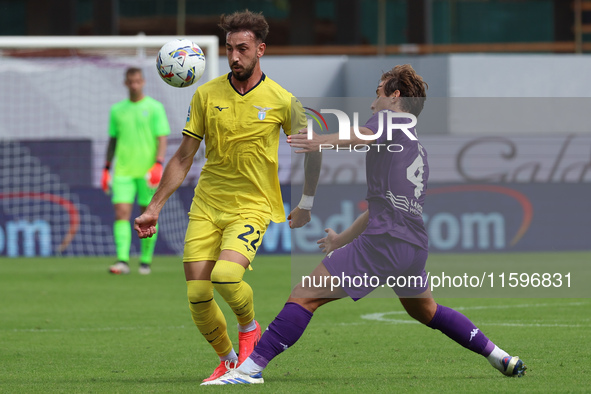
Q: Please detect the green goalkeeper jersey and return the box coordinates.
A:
[108,96,171,177]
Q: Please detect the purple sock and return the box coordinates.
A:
[249,302,313,369]
[427,304,495,356]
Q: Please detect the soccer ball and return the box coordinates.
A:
[156,39,206,88]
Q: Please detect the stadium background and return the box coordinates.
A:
[0,0,589,258]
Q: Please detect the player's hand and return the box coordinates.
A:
[146,162,163,188]
[101,168,111,194]
[288,206,311,229]
[287,129,321,154]
[317,228,339,254]
[134,211,159,238]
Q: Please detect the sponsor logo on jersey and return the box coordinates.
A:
[386,191,423,215]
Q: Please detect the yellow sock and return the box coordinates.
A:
[211,260,254,326]
[186,280,233,358]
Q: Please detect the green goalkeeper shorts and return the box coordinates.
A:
[111,176,156,207]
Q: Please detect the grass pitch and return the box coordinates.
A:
[1,253,590,393]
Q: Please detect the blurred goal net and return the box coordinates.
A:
[0,35,219,257]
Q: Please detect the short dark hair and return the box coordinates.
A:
[218,9,269,43]
[381,64,428,117]
[125,67,143,79]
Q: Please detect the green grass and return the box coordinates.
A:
[1,253,590,393]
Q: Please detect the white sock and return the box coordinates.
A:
[238,320,257,333]
[238,357,265,375]
[486,345,510,371]
[220,349,238,362]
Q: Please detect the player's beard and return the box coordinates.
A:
[231,57,257,81]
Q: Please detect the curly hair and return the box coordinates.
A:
[218,9,269,43]
[381,64,428,117]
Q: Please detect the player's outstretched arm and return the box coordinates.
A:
[288,150,322,228]
[317,210,369,254]
[287,127,374,153]
[135,135,200,238]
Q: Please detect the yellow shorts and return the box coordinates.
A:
[183,198,270,263]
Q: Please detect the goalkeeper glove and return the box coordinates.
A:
[101,163,111,194]
[146,161,163,188]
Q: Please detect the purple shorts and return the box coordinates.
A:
[322,233,429,300]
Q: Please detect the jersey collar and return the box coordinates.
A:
[227,72,266,96]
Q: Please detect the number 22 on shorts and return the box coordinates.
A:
[237,224,261,253]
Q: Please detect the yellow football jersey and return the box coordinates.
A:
[183,73,306,223]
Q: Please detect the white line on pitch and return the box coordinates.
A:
[358,301,590,327]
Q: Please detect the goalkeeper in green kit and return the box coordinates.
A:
[102,67,171,275]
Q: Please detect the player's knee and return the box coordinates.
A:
[211,260,245,279]
[187,280,214,304]
[210,260,246,298]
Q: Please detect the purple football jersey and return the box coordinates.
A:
[362,110,429,250]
